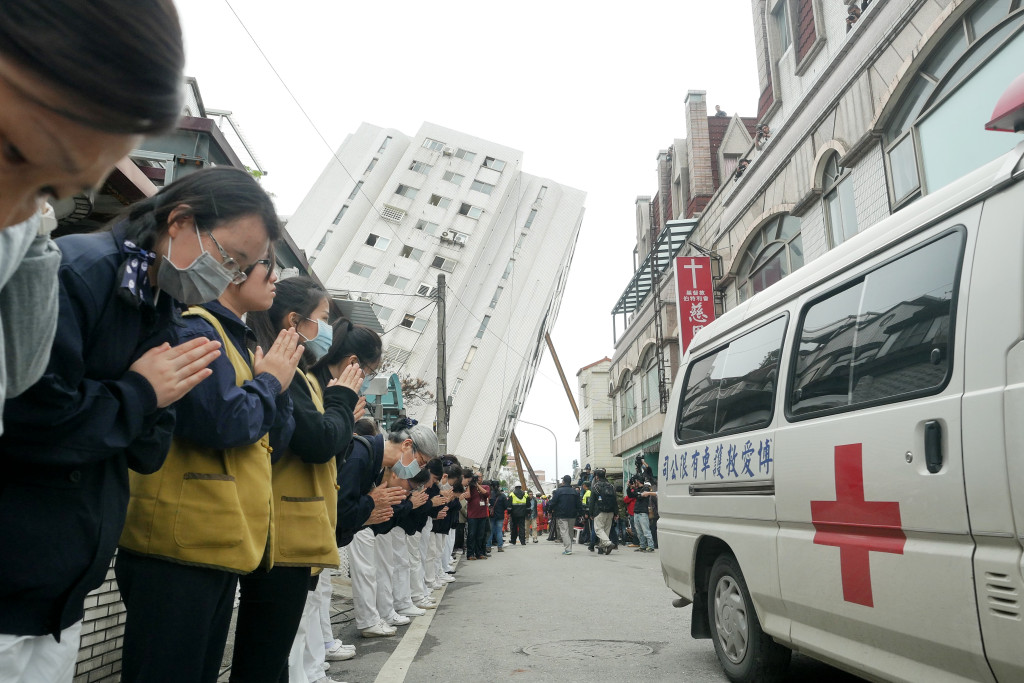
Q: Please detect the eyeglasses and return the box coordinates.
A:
[243,258,272,277]
[204,230,247,286]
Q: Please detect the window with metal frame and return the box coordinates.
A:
[348,261,374,278]
[822,152,858,249]
[788,230,964,419]
[675,315,788,444]
[737,215,804,302]
[384,273,410,289]
[884,2,1024,208]
[482,156,506,172]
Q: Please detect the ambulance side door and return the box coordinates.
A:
[774,217,992,682]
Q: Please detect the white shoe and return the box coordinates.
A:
[325,639,356,661]
[413,599,437,609]
[397,606,426,617]
[361,620,397,638]
[322,662,330,672]
[438,575,455,583]
[386,612,411,626]
[313,677,347,683]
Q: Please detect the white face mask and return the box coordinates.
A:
[156,224,237,304]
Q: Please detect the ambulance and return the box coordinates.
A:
[658,140,1024,683]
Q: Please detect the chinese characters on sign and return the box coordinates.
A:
[674,256,716,353]
[663,438,773,482]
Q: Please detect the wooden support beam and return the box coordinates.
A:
[510,431,544,492]
[544,332,579,424]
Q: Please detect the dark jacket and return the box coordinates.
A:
[548,483,584,519]
[490,490,509,518]
[286,369,357,465]
[336,434,384,546]
[0,225,179,637]
[629,484,652,514]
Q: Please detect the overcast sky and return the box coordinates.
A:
[175,0,760,480]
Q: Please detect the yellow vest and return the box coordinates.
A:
[270,371,340,568]
[119,307,274,574]
[582,490,591,505]
[511,491,528,505]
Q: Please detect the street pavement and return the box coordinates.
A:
[220,533,867,682]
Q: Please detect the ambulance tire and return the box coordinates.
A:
[707,554,790,683]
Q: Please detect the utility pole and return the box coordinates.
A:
[436,274,447,454]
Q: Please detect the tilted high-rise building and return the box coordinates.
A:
[288,122,586,473]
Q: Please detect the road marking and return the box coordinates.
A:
[373,570,454,683]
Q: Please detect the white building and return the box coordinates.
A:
[576,358,617,478]
[288,122,586,474]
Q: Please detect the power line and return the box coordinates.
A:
[222,0,412,251]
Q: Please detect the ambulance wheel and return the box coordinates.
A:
[707,554,790,683]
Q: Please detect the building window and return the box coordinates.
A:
[384,273,410,289]
[489,285,503,309]
[365,158,378,174]
[395,184,419,199]
[537,185,548,200]
[772,0,792,53]
[621,375,637,430]
[524,208,538,229]
[409,161,433,175]
[416,282,437,297]
[400,245,423,261]
[454,148,476,162]
[332,205,348,225]
[347,181,363,201]
[462,346,477,371]
[383,345,411,366]
[515,233,527,251]
[371,304,394,324]
[348,262,374,278]
[822,152,858,249]
[422,137,445,152]
[401,314,428,332]
[378,136,392,154]
[470,180,495,195]
[583,429,590,458]
[581,383,589,408]
[459,203,483,219]
[428,194,451,209]
[415,219,440,235]
[640,347,659,417]
[722,154,741,179]
[612,393,620,436]
[884,4,1024,208]
[501,260,514,280]
[314,230,332,253]
[737,214,804,302]
[431,255,457,273]
[476,315,491,339]
[442,171,464,185]
[451,378,464,397]
[482,156,506,172]
[365,233,390,251]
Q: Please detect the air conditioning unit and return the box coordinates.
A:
[442,146,454,156]
[440,230,453,241]
[453,233,468,245]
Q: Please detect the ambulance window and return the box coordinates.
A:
[790,231,962,417]
[676,316,787,443]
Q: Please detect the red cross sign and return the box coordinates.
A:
[810,443,906,607]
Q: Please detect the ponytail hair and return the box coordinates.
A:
[386,417,438,460]
[247,276,327,372]
[310,318,383,386]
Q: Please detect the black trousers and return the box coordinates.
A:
[509,516,526,544]
[454,522,466,550]
[467,517,488,558]
[116,551,237,683]
[229,564,310,683]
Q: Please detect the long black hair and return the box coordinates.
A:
[0,0,185,133]
[118,166,280,251]
[248,276,329,372]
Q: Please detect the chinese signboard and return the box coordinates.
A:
[662,437,774,482]
[675,256,716,353]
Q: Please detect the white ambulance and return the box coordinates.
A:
[659,141,1024,683]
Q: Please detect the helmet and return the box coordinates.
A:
[594,468,607,478]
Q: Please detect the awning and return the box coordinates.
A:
[611,218,697,316]
[334,299,386,335]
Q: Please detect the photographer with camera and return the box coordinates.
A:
[548,475,584,555]
[463,469,491,561]
[588,469,618,555]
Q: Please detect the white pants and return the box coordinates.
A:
[392,532,414,611]
[423,526,441,586]
[408,531,428,602]
[287,571,336,683]
[350,528,380,629]
[418,519,433,588]
[0,620,82,683]
[374,530,397,620]
[429,533,445,581]
[318,566,333,642]
[441,529,455,571]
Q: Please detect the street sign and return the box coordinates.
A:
[674,256,715,353]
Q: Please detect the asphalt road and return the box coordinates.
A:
[385,535,864,683]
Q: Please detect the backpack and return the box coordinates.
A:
[595,481,617,513]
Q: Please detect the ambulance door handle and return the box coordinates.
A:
[924,420,943,474]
